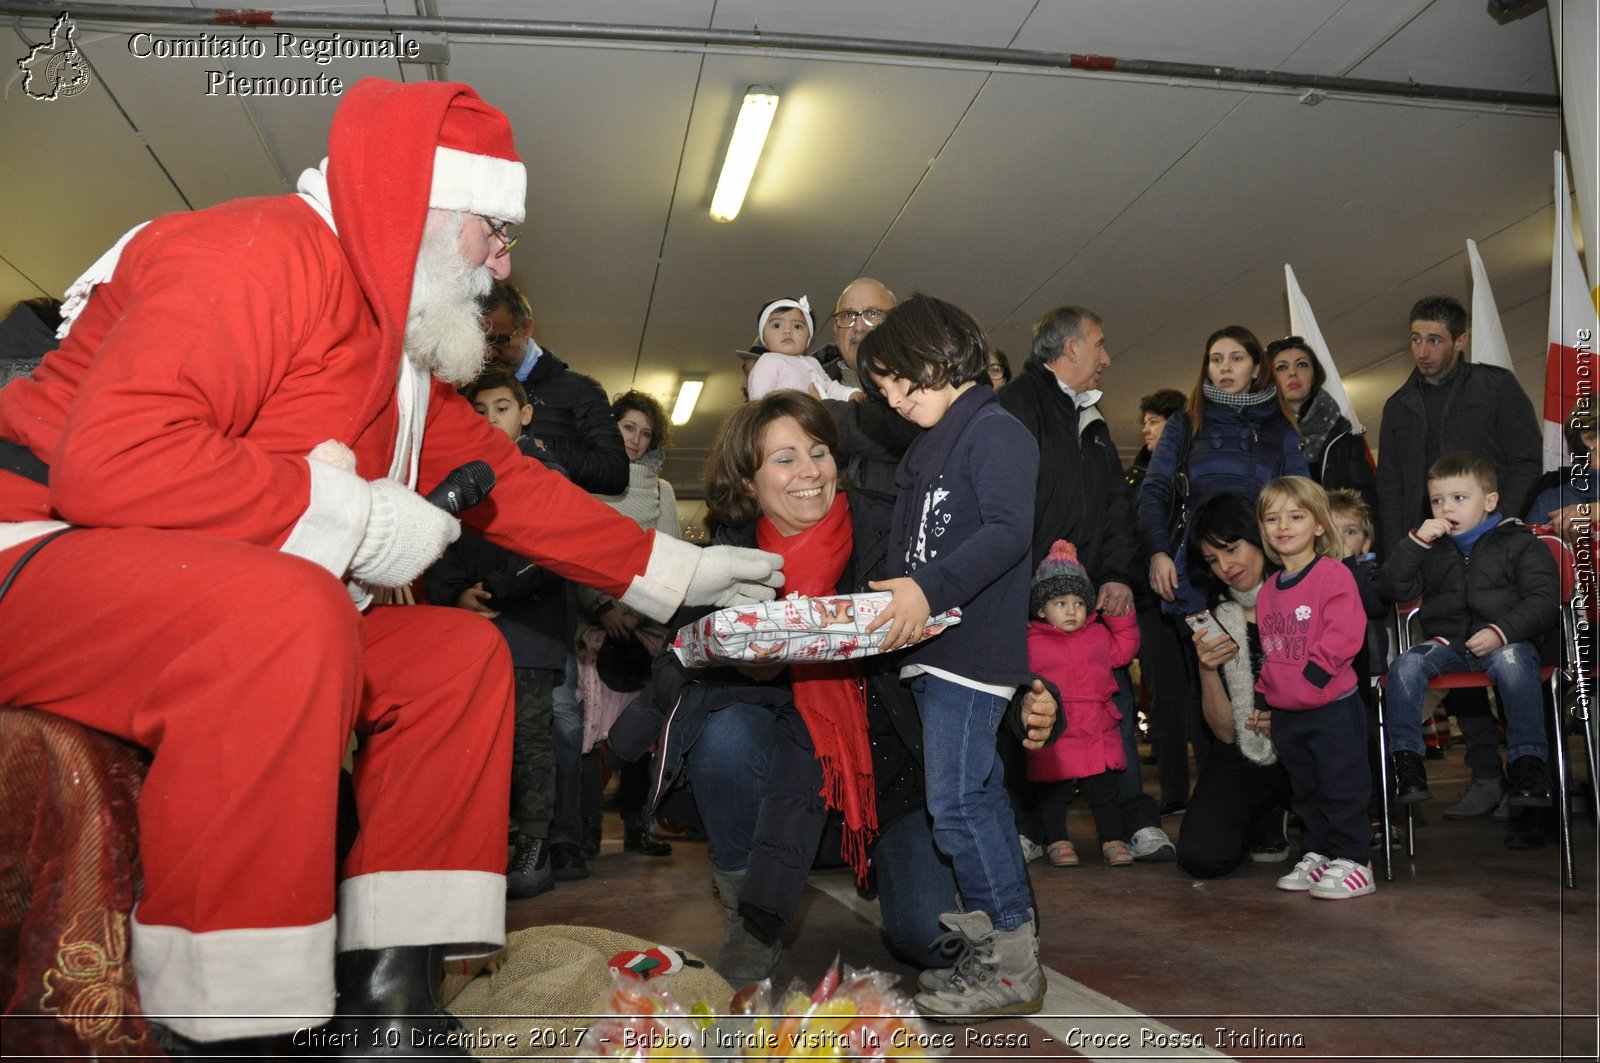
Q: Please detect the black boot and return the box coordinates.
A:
[1507,755,1552,807]
[624,812,673,856]
[324,945,469,1058]
[1392,750,1432,804]
[506,832,554,899]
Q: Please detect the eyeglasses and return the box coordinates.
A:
[985,365,1007,379]
[485,331,519,349]
[831,308,888,328]
[480,216,518,258]
[1264,335,1308,358]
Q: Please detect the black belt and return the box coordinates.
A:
[0,438,48,485]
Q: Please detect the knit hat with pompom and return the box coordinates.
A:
[1030,540,1095,614]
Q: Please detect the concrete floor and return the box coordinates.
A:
[511,744,1597,1062]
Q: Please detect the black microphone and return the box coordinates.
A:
[424,461,497,513]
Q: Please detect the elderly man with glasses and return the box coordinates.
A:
[813,278,921,501]
[478,281,628,496]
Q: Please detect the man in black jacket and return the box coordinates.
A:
[1376,295,1541,557]
[1375,294,1543,819]
[480,281,629,495]
[997,306,1173,861]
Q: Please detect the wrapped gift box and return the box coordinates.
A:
[672,591,961,667]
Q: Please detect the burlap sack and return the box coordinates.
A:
[446,924,732,1058]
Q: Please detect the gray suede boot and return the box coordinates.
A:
[912,911,1044,1022]
[710,868,781,987]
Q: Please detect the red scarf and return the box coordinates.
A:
[756,492,878,883]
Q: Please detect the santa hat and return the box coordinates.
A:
[1031,540,1095,614]
[326,78,526,439]
[757,296,813,343]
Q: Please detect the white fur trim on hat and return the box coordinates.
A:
[757,296,813,344]
[430,145,526,224]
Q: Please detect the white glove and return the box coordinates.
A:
[684,545,785,607]
[350,478,461,588]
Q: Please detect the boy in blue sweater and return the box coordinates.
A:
[858,294,1043,1022]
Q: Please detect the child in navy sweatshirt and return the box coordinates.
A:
[1254,476,1373,899]
[856,294,1043,1021]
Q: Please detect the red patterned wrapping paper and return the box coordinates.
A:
[672,592,961,667]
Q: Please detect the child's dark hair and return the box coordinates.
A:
[1185,492,1269,599]
[1428,451,1498,493]
[466,366,529,408]
[612,390,670,451]
[856,293,991,393]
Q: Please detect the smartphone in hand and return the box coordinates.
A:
[1185,609,1219,641]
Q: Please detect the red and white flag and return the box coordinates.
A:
[1544,151,1598,472]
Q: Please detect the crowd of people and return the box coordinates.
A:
[0,76,1593,1052]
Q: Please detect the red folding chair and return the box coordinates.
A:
[1375,535,1592,888]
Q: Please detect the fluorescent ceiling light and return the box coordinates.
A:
[671,379,705,425]
[709,89,779,223]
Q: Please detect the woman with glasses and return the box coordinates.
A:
[984,349,1012,387]
[1266,336,1380,545]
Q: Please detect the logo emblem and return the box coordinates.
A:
[18,13,92,101]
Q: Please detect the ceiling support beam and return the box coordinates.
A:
[0,1,1560,112]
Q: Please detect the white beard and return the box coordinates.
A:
[403,210,494,385]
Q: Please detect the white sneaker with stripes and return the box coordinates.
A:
[1310,858,1376,900]
[1274,851,1329,892]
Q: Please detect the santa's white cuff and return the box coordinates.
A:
[336,870,504,959]
[132,912,336,1040]
[281,457,371,579]
[619,533,700,623]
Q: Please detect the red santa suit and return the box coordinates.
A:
[0,80,706,1040]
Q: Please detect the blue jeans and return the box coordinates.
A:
[682,701,777,873]
[548,655,584,846]
[874,809,959,967]
[912,674,1030,932]
[1387,641,1547,764]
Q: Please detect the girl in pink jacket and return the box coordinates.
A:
[1025,541,1141,866]
[1254,477,1373,900]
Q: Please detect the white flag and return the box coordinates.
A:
[1284,264,1364,434]
[1466,239,1513,370]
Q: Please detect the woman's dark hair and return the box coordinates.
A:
[1185,325,1298,438]
[611,390,670,451]
[1185,492,1270,601]
[856,293,991,394]
[1139,388,1186,420]
[987,349,1013,386]
[702,390,839,529]
[1264,336,1327,398]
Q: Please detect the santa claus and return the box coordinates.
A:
[0,78,780,1054]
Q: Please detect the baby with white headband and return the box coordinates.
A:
[745,296,864,403]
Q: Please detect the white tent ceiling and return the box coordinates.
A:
[0,1,1574,491]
